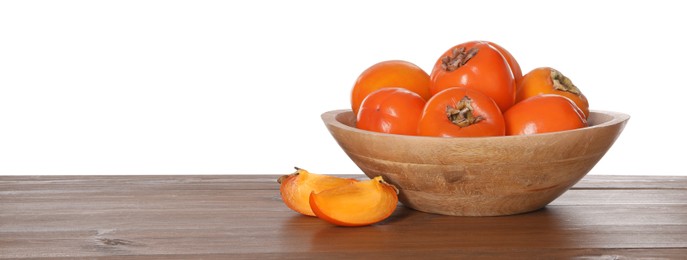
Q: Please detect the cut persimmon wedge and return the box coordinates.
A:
[309,176,399,227]
[278,167,358,216]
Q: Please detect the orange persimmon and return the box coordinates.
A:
[351,60,431,116]
[356,87,426,135]
[309,176,399,227]
[430,41,516,112]
[516,67,589,118]
[504,94,587,135]
[417,87,505,137]
[278,167,357,216]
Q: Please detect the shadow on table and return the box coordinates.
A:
[289,205,590,254]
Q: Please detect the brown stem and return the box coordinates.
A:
[446,96,483,128]
[550,69,581,95]
[277,167,301,184]
[441,47,479,72]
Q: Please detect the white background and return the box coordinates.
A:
[1,1,684,176]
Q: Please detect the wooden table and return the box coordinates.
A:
[1,175,686,259]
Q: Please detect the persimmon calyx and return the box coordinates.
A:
[441,47,479,72]
[277,166,303,184]
[550,69,581,95]
[446,96,484,128]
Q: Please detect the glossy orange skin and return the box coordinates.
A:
[430,41,516,112]
[351,60,431,116]
[487,41,523,89]
[517,67,590,118]
[418,87,505,137]
[356,88,426,135]
[279,168,358,216]
[504,94,588,135]
[309,176,398,227]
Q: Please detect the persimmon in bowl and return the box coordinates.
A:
[321,109,629,216]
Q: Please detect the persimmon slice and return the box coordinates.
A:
[309,176,399,227]
[278,167,357,216]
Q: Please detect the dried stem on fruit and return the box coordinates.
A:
[441,47,479,72]
[446,96,483,128]
[277,167,302,184]
[550,69,582,95]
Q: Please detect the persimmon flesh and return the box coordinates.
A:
[278,168,357,216]
[309,176,399,227]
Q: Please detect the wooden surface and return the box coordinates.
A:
[1,175,686,259]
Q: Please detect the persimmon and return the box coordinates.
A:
[309,176,399,227]
[430,41,516,112]
[418,87,505,137]
[351,60,431,116]
[356,87,426,135]
[278,167,357,216]
[517,67,589,118]
[504,94,588,135]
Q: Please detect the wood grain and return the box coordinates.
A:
[1,175,686,259]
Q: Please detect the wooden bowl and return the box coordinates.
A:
[322,110,629,216]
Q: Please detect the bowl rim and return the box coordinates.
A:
[322,109,630,140]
